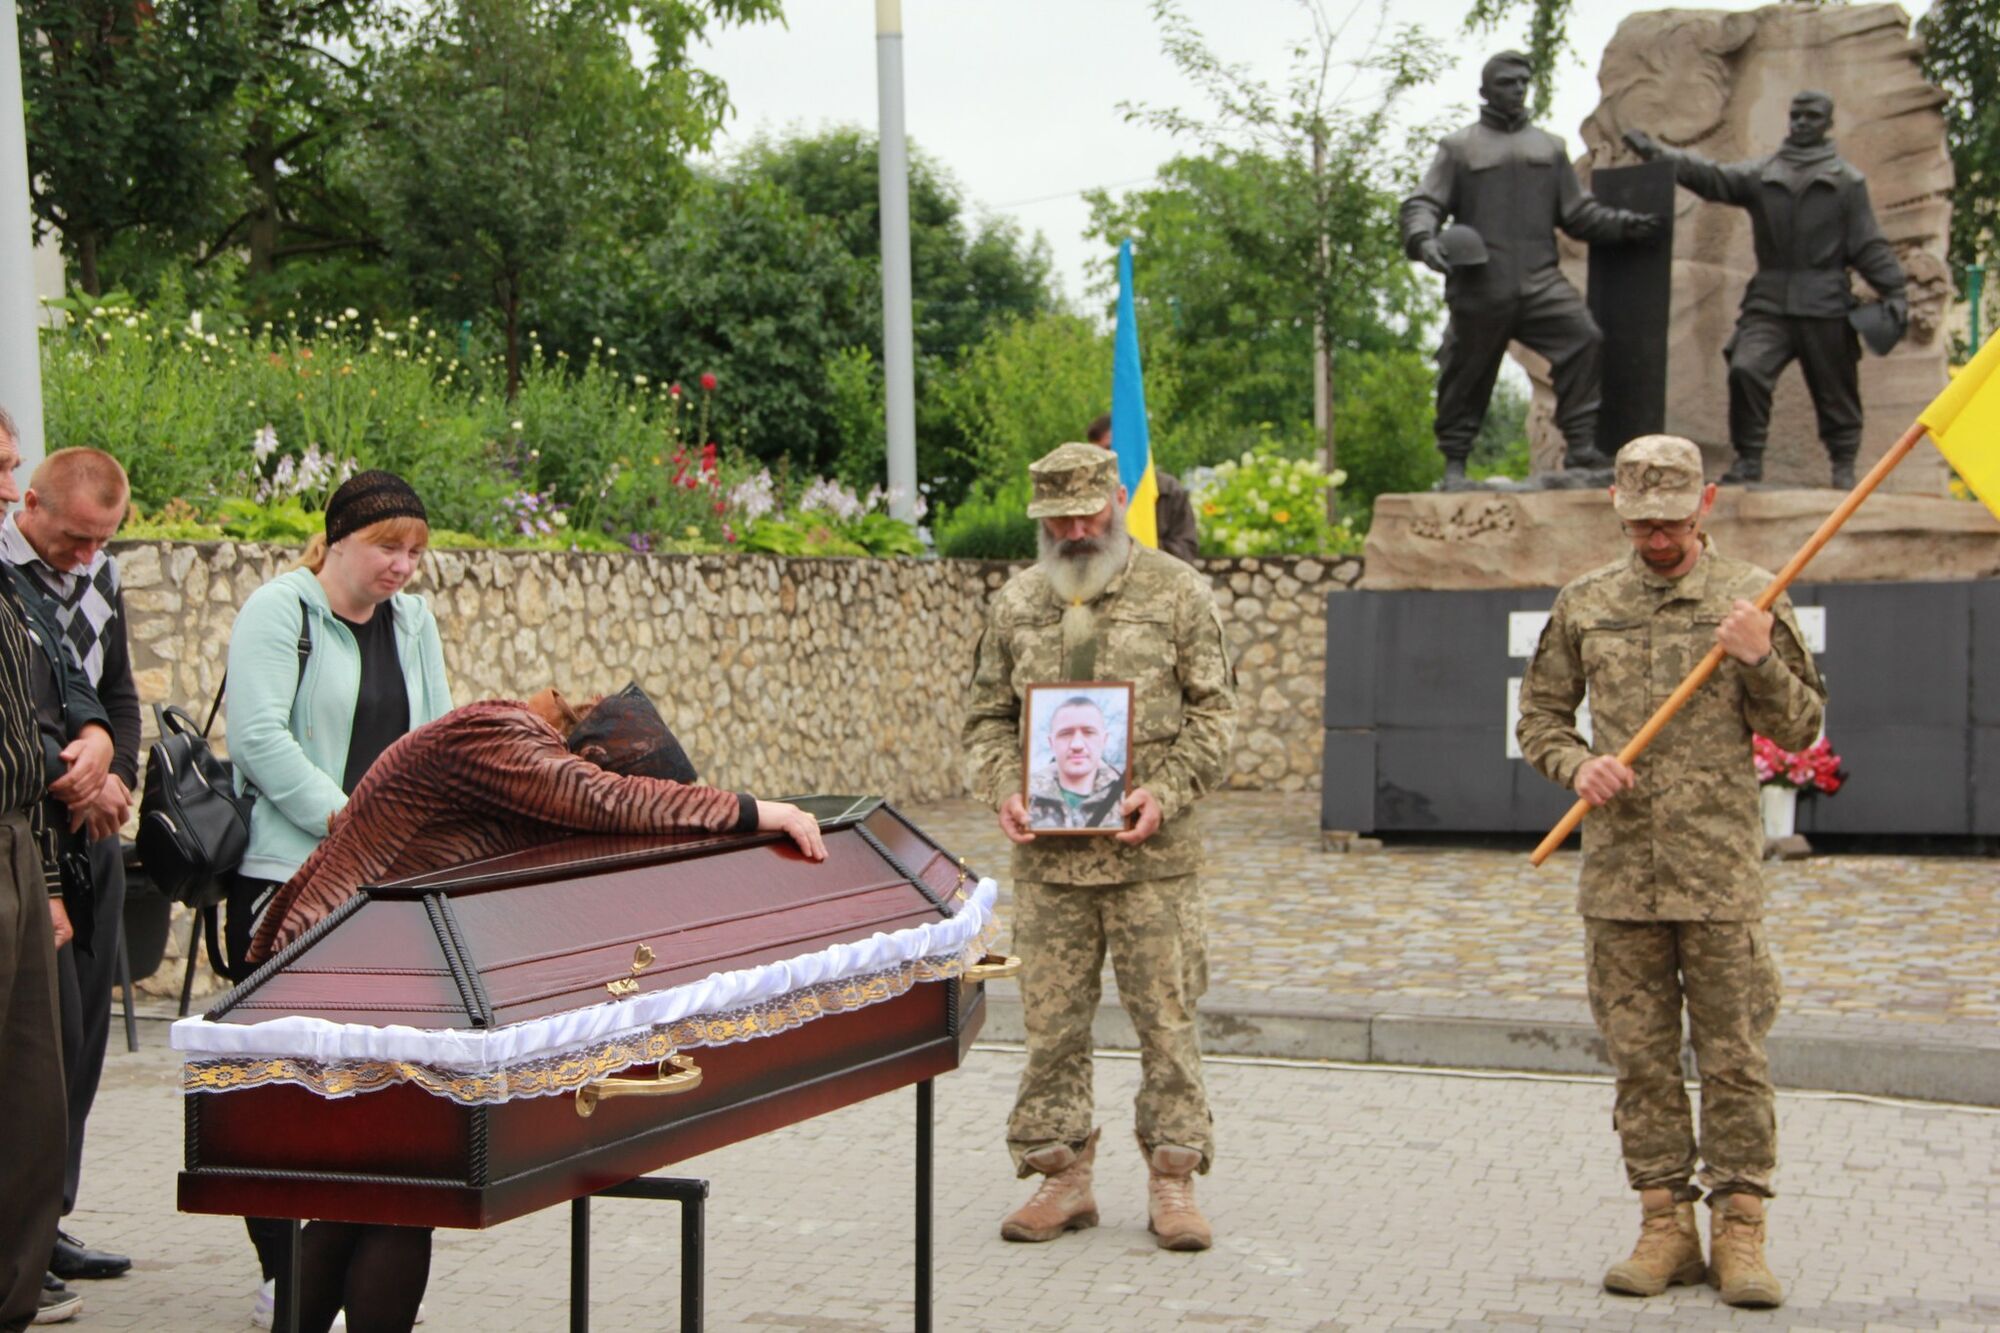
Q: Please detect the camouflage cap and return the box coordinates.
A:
[1613,434,1706,521]
[1026,442,1120,519]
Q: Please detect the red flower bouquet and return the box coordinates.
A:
[1751,735,1845,795]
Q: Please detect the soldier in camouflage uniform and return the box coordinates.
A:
[1517,435,1825,1309]
[962,442,1237,1252]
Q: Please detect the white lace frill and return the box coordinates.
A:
[172,877,998,1105]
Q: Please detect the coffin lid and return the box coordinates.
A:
[207,796,980,1033]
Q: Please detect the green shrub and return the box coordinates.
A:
[935,474,1036,560]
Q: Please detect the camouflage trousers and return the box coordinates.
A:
[1585,918,1783,1202]
[1007,874,1212,1176]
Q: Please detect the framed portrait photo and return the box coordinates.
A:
[1021,681,1134,836]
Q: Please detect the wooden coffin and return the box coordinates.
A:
[177,797,995,1229]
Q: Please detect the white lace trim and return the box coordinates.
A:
[172,877,997,1071]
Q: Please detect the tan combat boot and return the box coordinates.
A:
[1144,1142,1213,1252]
[1602,1198,1705,1296]
[1709,1196,1784,1308]
[1000,1128,1100,1242]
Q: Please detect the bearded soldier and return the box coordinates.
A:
[1517,435,1825,1308]
[962,442,1236,1251]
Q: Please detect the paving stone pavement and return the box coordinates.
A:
[60,1034,2000,1331]
[902,793,2000,1038]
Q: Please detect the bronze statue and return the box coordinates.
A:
[1627,92,1908,488]
[1400,51,1663,490]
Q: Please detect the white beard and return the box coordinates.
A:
[1038,522,1131,604]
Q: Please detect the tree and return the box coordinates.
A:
[353,0,779,396]
[18,0,246,294]
[1085,146,1432,472]
[534,175,878,473]
[1918,0,2000,281]
[218,0,400,292]
[1122,0,1449,487]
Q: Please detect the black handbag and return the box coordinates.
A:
[137,605,312,908]
[136,692,254,908]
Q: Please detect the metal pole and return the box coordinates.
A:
[1970,263,1986,352]
[875,0,917,523]
[569,1198,590,1333]
[915,1078,933,1332]
[1,5,48,474]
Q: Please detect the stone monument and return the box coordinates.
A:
[1523,3,1954,493]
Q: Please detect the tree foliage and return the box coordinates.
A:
[1121,0,1449,474]
[1918,0,2000,279]
[18,0,245,293]
[353,0,779,397]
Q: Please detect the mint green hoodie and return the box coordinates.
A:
[226,567,453,881]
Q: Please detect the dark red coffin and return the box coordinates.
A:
[175,797,997,1229]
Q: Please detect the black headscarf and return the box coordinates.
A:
[565,682,699,783]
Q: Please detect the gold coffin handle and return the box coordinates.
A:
[575,1053,703,1118]
[962,952,1021,982]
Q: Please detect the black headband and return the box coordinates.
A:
[325,470,427,546]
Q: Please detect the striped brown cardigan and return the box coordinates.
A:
[248,700,753,962]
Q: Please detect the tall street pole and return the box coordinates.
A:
[875,0,917,523]
[1,5,47,474]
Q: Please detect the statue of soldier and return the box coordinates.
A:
[1627,92,1909,488]
[1400,51,1664,489]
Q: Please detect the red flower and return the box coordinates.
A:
[713,499,727,514]
[669,383,682,398]
[699,372,717,392]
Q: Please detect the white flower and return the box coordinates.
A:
[123,316,139,329]
[188,311,203,334]
[510,420,524,432]
[592,336,603,348]
[633,374,649,387]
[343,307,359,320]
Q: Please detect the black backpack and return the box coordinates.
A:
[136,606,312,908]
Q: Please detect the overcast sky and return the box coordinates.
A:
[691,0,1940,314]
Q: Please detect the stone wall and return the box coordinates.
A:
[116,543,1361,804]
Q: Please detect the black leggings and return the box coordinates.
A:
[246,1217,433,1333]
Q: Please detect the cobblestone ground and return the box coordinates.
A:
[907,794,2000,1030]
[58,1037,2000,1331]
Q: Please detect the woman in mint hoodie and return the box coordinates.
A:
[224,469,450,1333]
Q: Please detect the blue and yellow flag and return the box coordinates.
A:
[1112,238,1159,547]
[1923,329,2000,520]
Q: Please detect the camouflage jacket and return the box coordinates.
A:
[962,543,1237,885]
[1027,760,1125,831]
[1516,540,1825,921]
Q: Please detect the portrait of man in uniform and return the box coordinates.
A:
[1024,686,1130,833]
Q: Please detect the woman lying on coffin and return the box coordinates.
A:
[247,681,826,967]
[239,683,824,1333]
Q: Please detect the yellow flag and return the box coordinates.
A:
[1922,330,2000,520]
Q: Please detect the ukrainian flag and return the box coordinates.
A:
[1112,238,1159,548]
[1924,329,2000,520]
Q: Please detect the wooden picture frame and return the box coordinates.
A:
[1021,681,1135,836]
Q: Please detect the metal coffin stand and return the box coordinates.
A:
[178,797,998,1331]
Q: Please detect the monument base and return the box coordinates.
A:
[1361,488,2000,591]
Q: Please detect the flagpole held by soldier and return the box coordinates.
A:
[961,441,1236,1252]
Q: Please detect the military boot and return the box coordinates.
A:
[1000,1128,1100,1242]
[1436,457,1471,491]
[1829,455,1858,489]
[1721,451,1763,484]
[1709,1196,1784,1308]
[1144,1141,1213,1252]
[1562,446,1616,472]
[1602,1199,1705,1296]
